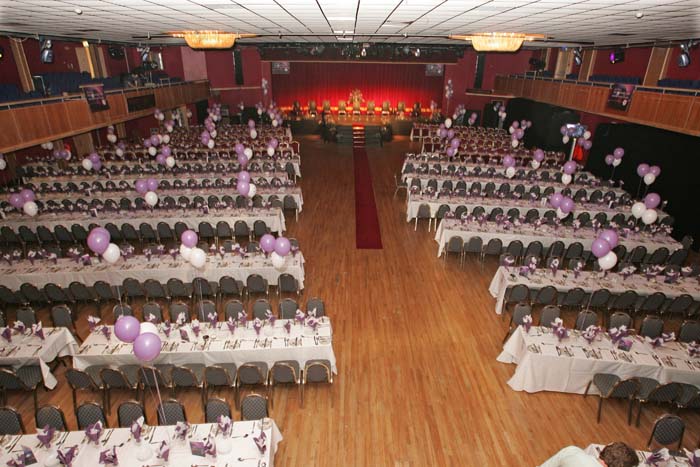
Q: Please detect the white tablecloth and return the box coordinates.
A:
[1,206,286,233]
[0,252,306,291]
[498,326,700,393]
[489,266,700,315]
[407,194,628,222]
[74,318,336,374]
[0,420,282,467]
[434,218,680,257]
[584,444,691,466]
[0,327,77,389]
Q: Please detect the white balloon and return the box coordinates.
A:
[46,141,53,150]
[23,201,38,216]
[165,125,173,133]
[272,119,279,127]
[508,127,515,134]
[631,202,647,219]
[158,113,165,121]
[148,147,157,156]
[270,251,286,270]
[244,148,253,160]
[267,147,275,157]
[556,207,568,219]
[0,159,6,170]
[612,158,622,167]
[257,108,263,115]
[106,134,117,143]
[561,173,572,185]
[102,243,120,263]
[562,135,570,144]
[505,167,516,179]
[643,173,656,185]
[207,139,215,149]
[165,156,175,168]
[64,151,72,161]
[444,118,452,129]
[189,247,207,268]
[248,183,257,198]
[511,139,519,148]
[81,158,93,171]
[583,130,592,140]
[642,208,658,225]
[179,244,192,261]
[162,134,170,144]
[115,148,124,157]
[144,191,158,207]
[531,160,541,169]
[140,322,159,336]
[597,251,618,271]
[250,129,258,139]
[501,112,507,119]
[209,130,217,138]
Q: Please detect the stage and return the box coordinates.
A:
[289,114,416,136]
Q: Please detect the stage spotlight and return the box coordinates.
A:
[678,41,695,67]
[609,49,624,64]
[573,47,583,66]
[0,46,4,61]
[360,47,366,57]
[414,48,420,57]
[40,39,53,64]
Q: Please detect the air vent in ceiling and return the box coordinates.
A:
[609,33,634,36]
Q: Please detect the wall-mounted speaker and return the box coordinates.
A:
[108,46,124,59]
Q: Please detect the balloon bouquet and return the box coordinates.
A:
[259,234,292,269]
[631,193,661,227]
[531,148,545,169]
[82,152,102,172]
[548,193,575,219]
[135,178,160,208]
[502,155,517,179]
[635,163,661,197]
[560,160,577,185]
[8,189,39,216]
[603,147,625,180]
[591,229,619,273]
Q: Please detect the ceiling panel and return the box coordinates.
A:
[0,0,697,46]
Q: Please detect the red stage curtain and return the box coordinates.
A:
[271,62,444,109]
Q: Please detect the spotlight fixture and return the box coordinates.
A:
[573,47,583,66]
[40,38,53,64]
[137,45,150,62]
[0,46,3,61]
[678,41,697,67]
[414,48,420,57]
[74,7,83,15]
[609,49,625,64]
[360,47,366,57]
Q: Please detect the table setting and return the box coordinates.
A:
[584,444,699,466]
[498,324,700,394]
[0,419,282,467]
[0,325,77,389]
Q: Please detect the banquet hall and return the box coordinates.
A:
[1,1,700,465]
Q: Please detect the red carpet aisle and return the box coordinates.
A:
[352,125,383,249]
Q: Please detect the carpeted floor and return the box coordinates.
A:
[353,126,383,249]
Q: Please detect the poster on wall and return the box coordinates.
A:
[607,83,634,111]
[80,83,109,112]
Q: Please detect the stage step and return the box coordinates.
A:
[352,125,365,148]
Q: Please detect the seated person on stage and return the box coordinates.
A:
[292,101,301,116]
[411,102,421,118]
[539,442,638,467]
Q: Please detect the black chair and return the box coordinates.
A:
[647,414,684,450]
[584,375,639,424]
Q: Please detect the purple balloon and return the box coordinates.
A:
[149,134,160,147]
[270,138,279,149]
[604,155,614,166]
[512,121,519,129]
[583,140,593,150]
[439,123,445,130]
[156,154,167,165]
[274,237,291,256]
[591,238,611,258]
[644,193,661,209]
[446,147,455,158]
[260,234,276,253]
[447,129,455,140]
[133,331,161,362]
[235,143,245,154]
[114,315,140,343]
[649,165,661,177]
[143,139,152,148]
[533,149,545,162]
[118,141,126,150]
[563,161,577,175]
[237,180,250,197]
[238,171,251,183]
[134,180,148,195]
[8,193,23,209]
[613,147,624,159]
[439,129,448,138]
[146,178,159,191]
[636,163,650,177]
[248,119,256,129]
[88,152,100,163]
[52,150,61,159]
[92,160,102,171]
[450,138,460,149]
[549,193,564,208]
[237,154,248,167]
[560,197,574,214]
[515,128,525,140]
[560,125,568,135]
[470,112,477,120]
[180,229,198,248]
[201,134,210,145]
[19,189,35,203]
[161,146,172,157]
[87,227,110,254]
[599,229,619,248]
[503,155,515,168]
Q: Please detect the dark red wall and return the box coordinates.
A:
[664,46,700,80]
[593,46,651,77]
[161,46,184,80]
[0,36,21,86]
[24,39,82,75]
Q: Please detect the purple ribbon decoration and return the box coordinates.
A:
[179,328,190,342]
[237,310,247,327]
[57,446,78,467]
[283,320,292,334]
[32,322,45,340]
[85,420,104,444]
[191,320,201,337]
[162,321,172,338]
[98,447,118,465]
[265,310,276,326]
[522,315,532,333]
[101,326,111,341]
[130,416,144,442]
[36,425,56,448]
[253,318,262,336]
[226,317,237,334]
[174,421,189,440]
[157,441,170,461]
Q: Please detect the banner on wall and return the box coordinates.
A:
[606,83,634,112]
[81,84,109,112]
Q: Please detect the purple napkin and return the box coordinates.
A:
[57,445,78,467]
[31,322,45,340]
[174,421,189,440]
[130,416,144,442]
[162,321,172,338]
[99,447,118,465]
[582,325,601,344]
[217,415,232,436]
[179,328,190,342]
[684,449,700,467]
[284,320,292,334]
[617,337,633,351]
[7,452,24,467]
[644,448,670,466]
[204,436,216,457]
[253,318,262,336]
[13,321,25,334]
[294,309,305,325]
[609,326,629,345]
[191,320,201,337]
[1,327,12,342]
[157,441,170,461]
[265,310,276,326]
[688,343,700,358]
[226,317,237,334]
[101,326,111,341]
[551,319,569,341]
[207,312,218,328]
[253,430,267,454]
[549,258,560,277]
[85,420,103,444]
[306,317,319,332]
[522,315,532,333]
[36,425,56,448]
[237,310,247,326]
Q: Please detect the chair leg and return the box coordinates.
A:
[584,381,592,397]
[635,400,642,427]
[597,398,603,423]
[627,398,635,425]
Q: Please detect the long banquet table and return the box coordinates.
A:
[434,218,680,257]
[0,420,282,467]
[0,327,77,389]
[488,266,700,315]
[0,252,306,291]
[74,318,336,374]
[498,326,700,394]
[1,206,287,233]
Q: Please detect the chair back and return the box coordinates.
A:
[304,360,332,383]
[66,368,98,391]
[205,366,233,388]
[76,402,107,429]
[16,307,37,326]
[575,310,598,330]
[51,304,73,328]
[158,400,186,425]
[36,405,66,431]
[640,315,664,339]
[113,303,133,319]
[649,414,685,449]
[539,305,561,327]
[117,401,146,427]
[205,398,231,423]
[609,312,632,330]
[237,363,267,385]
[142,302,163,323]
[240,394,268,421]
[0,407,24,435]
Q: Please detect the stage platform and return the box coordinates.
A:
[289,115,415,136]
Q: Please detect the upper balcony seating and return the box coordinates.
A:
[657,78,700,90]
[588,74,641,85]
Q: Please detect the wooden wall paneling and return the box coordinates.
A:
[43,101,73,135]
[522,79,534,98]
[627,90,661,122]
[643,47,671,86]
[685,97,700,133]
[106,94,127,120]
[580,50,596,81]
[554,49,570,79]
[0,111,20,148]
[654,93,693,129]
[64,100,94,129]
[9,39,34,92]
[71,131,94,156]
[11,105,51,141]
[586,86,610,113]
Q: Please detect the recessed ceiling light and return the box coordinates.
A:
[635,11,644,19]
[336,37,354,41]
[74,8,83,15]
[327,16,355,21]
[333,30,353,34]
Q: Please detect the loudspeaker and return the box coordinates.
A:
[474,53,485,89]
[108,46,124,59]
[233,50,244,85]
